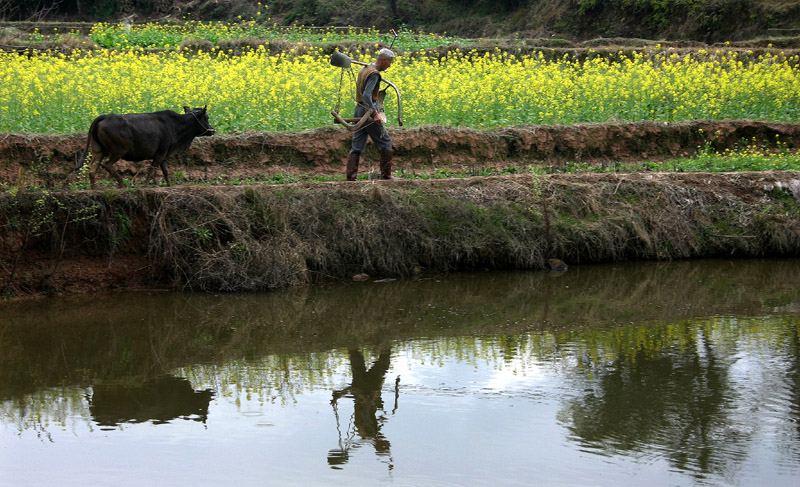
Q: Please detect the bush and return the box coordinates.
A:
[179,37,214,52]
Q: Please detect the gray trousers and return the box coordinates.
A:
[351,105,392,154]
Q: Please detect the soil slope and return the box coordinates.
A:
[2,169,799,300]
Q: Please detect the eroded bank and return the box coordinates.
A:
[1,171,799,298]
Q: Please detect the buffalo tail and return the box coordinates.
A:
[75,117,102,172]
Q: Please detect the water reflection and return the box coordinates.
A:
[89,376,214,427]
[560,323,737,477]
[553,314,800,482]
[328,348,398,469]
[777,321,800,460]
[791,326,800,420]
[1,259,800,486]
[4,258,799,402]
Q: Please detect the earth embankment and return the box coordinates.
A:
[2,171,799,299]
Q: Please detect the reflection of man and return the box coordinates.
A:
[346,48,399,181]
[329,348,396,467]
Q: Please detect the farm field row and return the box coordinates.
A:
[76,139,800,190]
[2,121,798,193]
[1,47,798,134]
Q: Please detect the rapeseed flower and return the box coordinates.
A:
[0,49,797,133]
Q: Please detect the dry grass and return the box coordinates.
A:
[146,181,548,290]
[2,172,799,296]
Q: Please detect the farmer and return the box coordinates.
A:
[347,48,398,181]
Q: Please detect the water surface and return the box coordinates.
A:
[2,259,799,486]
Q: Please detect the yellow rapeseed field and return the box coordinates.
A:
[0,47,797,133]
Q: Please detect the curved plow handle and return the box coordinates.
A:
[380,79,403,127]
[331,109,374,131]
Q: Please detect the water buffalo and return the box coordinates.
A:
[76,106,215,188]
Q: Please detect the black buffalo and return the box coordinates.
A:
[76,106,215,187]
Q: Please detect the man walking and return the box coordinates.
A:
[347,48,399,181]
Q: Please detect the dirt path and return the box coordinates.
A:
[2,120,799,187]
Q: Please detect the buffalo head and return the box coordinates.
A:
[184,105,215,137]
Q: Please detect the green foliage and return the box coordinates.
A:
[88,0,119,19]
[192,225,213,245]
[676,134,800,172]
[3,0,800,43]
[114,210,132,242]
[88,20,467,49]
[400,140,800,179]
[69,159,93,191]
[569,0,793,41]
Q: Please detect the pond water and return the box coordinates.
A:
[2,259,799,487]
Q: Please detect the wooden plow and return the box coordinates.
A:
[328,49,403,131]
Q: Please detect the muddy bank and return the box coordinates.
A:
[1,171,799,299]
[2,120,799,187]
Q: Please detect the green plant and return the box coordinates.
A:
[192,226,213,245]
[69,159,93,191]
[113,211,132,247]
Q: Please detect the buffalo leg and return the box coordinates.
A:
[88,152,105,188]
[158,159,171,187]
[146,158,170,186]
[101,156,125,188]
[146,165,157,186]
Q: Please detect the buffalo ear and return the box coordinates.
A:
[183,106,191,113]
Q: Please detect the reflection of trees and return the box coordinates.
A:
[3,259,800,401]
[560,324,743,478]
[2,259,800,443]
[180,352,349,407]
[328,348,398,469]
[0,386,86,442]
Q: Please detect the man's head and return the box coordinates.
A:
[375,48,395,71]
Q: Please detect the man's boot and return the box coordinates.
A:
[380,149,399,180]
[346,152,360,181]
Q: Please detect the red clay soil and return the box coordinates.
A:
[1,120,799,185]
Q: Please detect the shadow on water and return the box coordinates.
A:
[1,258,800,483]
